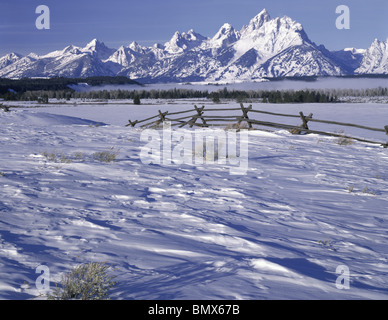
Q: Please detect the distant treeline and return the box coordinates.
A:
[0,76,139,98]
[2,87,338,103]
[12,87,388,103]
[1,77,387,104]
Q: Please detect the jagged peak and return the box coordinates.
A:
[85,38,101,48]
[278,15,303,31]
[2,52,23,59]
[0,52,23,69]
[363,38,387,53]
[63,44,79,51]
[168,29,206,42]
[253,8,270,22]
[221,22,233,29]
[372,38,388,47]
[171,31,181,38]
[213,23,236,38]
[116,45,126,51]
[240,10,307,40]
[83,39,116,61]
[241,9,271,35]
[83,39,114,54]
[366,38,388,48]
[27,52,40,59]
[129,41,143,51]
[164,32,181,47]
[210,23,240,49]
[183,29,207,41]
[259,8,269,16]
[164,29,207,53]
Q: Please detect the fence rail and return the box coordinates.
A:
[126,104,388,148]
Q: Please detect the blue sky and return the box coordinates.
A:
[0,0,387,56]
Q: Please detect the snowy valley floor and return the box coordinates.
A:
[0,100,388,300]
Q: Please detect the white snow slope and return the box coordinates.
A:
[0,100,388,300]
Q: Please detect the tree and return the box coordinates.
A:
[37,94,49,104]
[210,92,220,103]
[133,95,141,105]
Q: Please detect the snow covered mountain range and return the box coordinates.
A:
[0,9,387,83]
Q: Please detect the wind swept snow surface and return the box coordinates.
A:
[0,103,388,300]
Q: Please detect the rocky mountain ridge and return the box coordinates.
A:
[0,9,386,83]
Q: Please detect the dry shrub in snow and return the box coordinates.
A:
[47,262,117,300]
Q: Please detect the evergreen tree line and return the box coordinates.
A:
[0,76,138,95]
[2,86,388,103]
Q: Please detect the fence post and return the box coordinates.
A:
[157,110,168,126]
[125,119,138,127]
[299,112,313,130]
[240,103,252,129]
[384,126,388,148]
[189,105,207,128]
[290,111,314,134]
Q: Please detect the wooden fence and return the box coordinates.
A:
[126,103,388,148]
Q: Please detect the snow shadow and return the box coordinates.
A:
[116,260,234,300]
[266,257,335,283]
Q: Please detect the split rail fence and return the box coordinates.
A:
[126,103,388,148]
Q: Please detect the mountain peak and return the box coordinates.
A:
[0,52,23,69]
[278,15,304,32]
[216,23,234,34]
[165,29,206,53]
[82,39,115,60]
[371,38,388,48]
[84,39,110,51]
[367,38,387,54]
[233,10,309,64]
[27,52,40,59]
[257,8,270,19]
[211,23,240,48]
[241,9,271,35]
[63,45,81,54]
[85,38,99,48]
[129,41,142,51]
[356,37,388,74]
[183,29,207,42]
[215,23,232,35]
[4,52,23,59]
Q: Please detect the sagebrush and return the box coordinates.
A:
[47,262,117,300]
[92,147,120,163]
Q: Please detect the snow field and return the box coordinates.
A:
[0,101,388,299]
